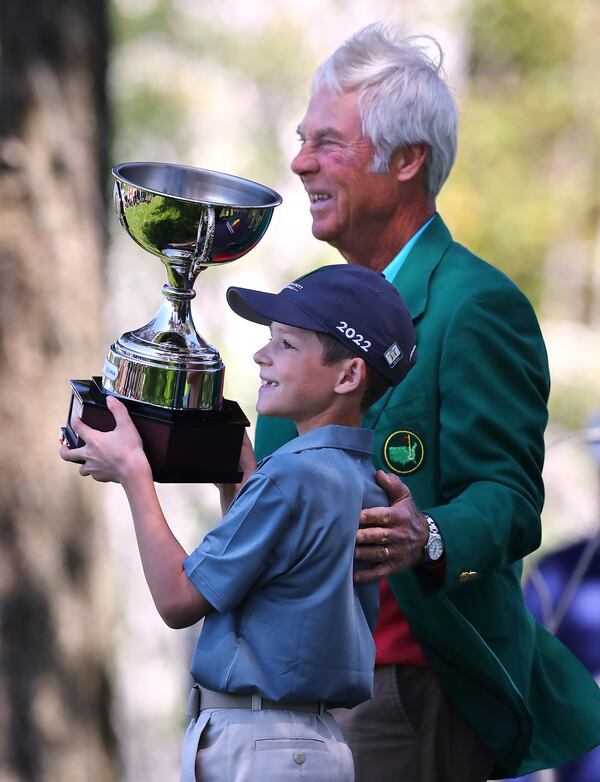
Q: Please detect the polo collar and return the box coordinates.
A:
[257,424,374,468]
[390,213,453,320]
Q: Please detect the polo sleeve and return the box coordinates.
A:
[183,472,293,613]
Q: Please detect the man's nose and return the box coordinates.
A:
[291,143,318,176]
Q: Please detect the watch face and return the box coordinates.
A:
[428,536,444,561]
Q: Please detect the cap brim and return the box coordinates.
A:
[226,286,322,331]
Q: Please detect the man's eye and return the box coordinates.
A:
[282,340,294,349]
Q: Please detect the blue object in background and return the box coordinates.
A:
[522,538,600,782]
[513,415,600,782]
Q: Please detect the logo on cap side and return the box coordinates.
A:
[384,430,424,475]
[286,282,303,293]
[384,342,403,368]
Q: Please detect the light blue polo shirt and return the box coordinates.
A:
[183,424,386,708]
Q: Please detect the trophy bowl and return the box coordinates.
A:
[113,161,281,267]
[63,162,282,482]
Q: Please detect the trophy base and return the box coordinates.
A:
[62,378,249,483]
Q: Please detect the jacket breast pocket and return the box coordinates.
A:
[376,392,431,431]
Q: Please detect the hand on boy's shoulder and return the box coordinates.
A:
[353,471,430,583]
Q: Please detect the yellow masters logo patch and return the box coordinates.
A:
[384,430,424,475]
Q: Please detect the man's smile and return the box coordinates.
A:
[309,192,333,204]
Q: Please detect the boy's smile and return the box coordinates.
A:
[254,322,350,433]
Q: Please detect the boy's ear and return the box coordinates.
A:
[334,357,367,397]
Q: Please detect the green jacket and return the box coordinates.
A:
[254,214,600,777]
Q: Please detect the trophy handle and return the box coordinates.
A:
[191,205,216,279]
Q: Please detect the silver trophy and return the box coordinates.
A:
[63,162,282,482]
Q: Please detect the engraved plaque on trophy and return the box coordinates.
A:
[62,162,282,482]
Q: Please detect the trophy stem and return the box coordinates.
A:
[160,284,196,336]
[101,283,225,410]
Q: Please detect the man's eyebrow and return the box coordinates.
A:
[296,126,344,141]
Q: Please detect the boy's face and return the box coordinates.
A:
[253,322,345,432]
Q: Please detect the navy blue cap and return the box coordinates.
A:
[226,264,417,386]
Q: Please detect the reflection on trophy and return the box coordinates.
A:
[62,162,282,482]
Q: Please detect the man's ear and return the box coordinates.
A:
[335,357,367,397]
[392,143,429,183]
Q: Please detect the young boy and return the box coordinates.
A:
[60,263,417,782]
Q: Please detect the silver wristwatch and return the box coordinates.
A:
[423,515,444,563]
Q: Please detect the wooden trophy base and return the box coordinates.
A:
[62,377,249,483]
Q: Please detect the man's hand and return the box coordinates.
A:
[353,470,429,583]
[59,396,150,484]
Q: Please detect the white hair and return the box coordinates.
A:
[312,24,459,198]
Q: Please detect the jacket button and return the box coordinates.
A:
[294,752,306,765]
[459,570,478,583]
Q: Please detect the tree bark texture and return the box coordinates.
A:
[0,1,119,780]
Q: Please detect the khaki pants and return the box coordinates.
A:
[332,665,495,782]
[181,706,354,782]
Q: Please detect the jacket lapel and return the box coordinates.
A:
[362,214,453,431]
[391,212,453,320]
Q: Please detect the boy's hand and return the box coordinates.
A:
[353,471,430,582]
[59,396,150,484]
[216,430,257,515]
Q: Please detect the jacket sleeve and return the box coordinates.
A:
[420,282,550,594]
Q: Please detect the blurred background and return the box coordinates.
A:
[0,0,599,780]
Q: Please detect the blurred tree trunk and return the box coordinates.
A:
[0,1,119,780]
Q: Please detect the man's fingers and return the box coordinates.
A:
[374,469,409,501]
[354,544,392,562]
[358,473,411,527]
[359,505,393,528]
[356,524,400,546]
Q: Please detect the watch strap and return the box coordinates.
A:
[423,514,444,563]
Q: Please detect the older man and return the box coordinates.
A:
[255,24,600,782]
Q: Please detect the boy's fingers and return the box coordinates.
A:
[106,395,131,424]
[70,416,95,442]
[59,443,87,465]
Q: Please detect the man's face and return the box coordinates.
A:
[253,322,344,432]
[291,87,400,260]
